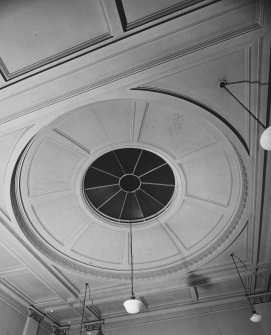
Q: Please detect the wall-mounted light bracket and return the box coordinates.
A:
[84,320,104,333]
[220,80,271,150]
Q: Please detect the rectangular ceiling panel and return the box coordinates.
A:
[6,272,57,302]
[117,0,207,30]
[0,0,111,77]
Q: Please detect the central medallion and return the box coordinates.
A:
[119,174,141,192]
[83,148,175,223]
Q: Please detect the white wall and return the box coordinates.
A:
[0,297,51,335]
[0,298,26,335]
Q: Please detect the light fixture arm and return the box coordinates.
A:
[230,254,258,315]
[79,283,88,335]
[219,81,267,129]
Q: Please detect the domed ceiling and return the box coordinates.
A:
[14,96,247,279]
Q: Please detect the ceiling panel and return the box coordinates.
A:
[197,278,243,298]
[6,272,57,302]
[118,0,207,30]
[145,288,191,307]
[0,244,24,273]
[0,0,111,77]
[0,127,28,215]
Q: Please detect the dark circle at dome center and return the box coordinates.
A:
[83,148,175,223]
[120,174,140,192]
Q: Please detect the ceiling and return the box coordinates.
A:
[0,0,270,334]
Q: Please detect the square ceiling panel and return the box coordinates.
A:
[0,0,111,78]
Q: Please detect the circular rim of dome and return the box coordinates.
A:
[83,148,175,224]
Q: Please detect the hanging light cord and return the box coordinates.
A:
[230,254,256,312]
[79,283,88,335]
[220,80,267,129]
[129,218,135,298]
[129,195,135,299]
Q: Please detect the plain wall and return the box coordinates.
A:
[0,298,26,335]
[0,298,51,335]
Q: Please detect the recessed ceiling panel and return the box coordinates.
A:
[33,192,89,246]
[133,225,179,264]
[145,288,191,306]
[139,102,216,158]
[119,0,204,30]
[166,200,223,250]
[0,244,23,271]
[56,101,133,151]
[28,138,85,196]
[0,127,28,215]
[0,0,110,76]
[7,272,56,301]
[72,225,125,264]
[181,145,233,206]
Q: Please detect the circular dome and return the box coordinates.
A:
[83,148,175,223]
[13,96,248,279]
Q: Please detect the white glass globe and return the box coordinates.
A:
[250,312,262,323]
[123,298,142,314]
[260,126,271,151]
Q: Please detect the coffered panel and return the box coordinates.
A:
[5,272,58,302]
[116,0,213,31]
[0,243,25,274]
[0,0,111,78]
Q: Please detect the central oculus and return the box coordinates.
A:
[83,148,175,223]
[119,174,141,192]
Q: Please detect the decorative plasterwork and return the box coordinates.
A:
[12,95,248,280]
[248,291,271,305]
[28,305,45,323]
[51,324,70,335]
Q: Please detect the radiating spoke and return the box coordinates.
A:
[141,182,175,187]
[133,149,143,174]
[119,193,128,221]
[139,162,167,178]
[98,189,122,209]
[85,184,119,190]
[140,188,165,206]
[91,165,120,179]
[134,192,145,220]
[113,151,126,174]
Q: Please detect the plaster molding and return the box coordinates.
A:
[248,291,271,305]
[28,305,45,324]
[51,323,70,335]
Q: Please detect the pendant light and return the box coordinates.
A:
[220,80,271,151]
[123,195,142,314]
[230,254,262,322]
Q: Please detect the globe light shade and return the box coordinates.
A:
[123,298,142,314]
[250,312,262,323]
[260,126,271,151]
